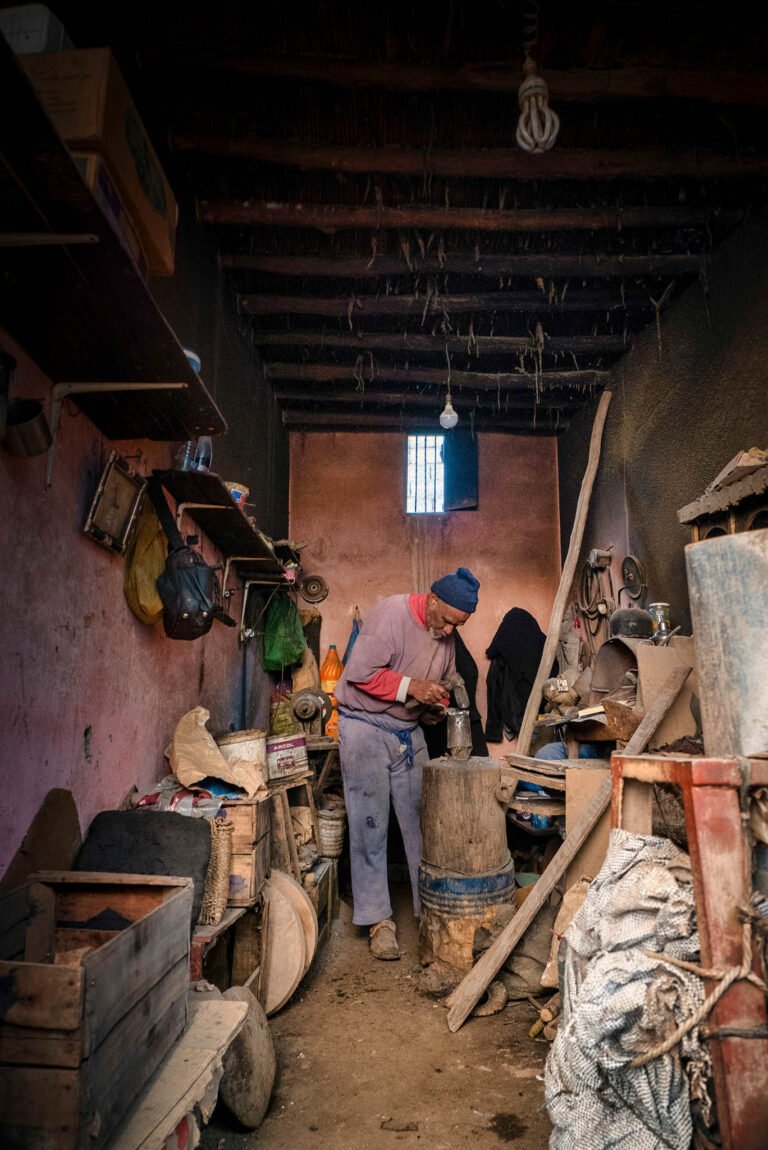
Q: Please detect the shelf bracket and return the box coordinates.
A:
[46,382,188,488]
[0,232,100,247]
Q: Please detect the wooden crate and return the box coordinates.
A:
[221,798,271,906]
[0,871,192,1150]
[306,857,337,950]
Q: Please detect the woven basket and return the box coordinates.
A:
[198,817,234,925]
[317,807,346,859]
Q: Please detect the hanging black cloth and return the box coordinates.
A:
[484,607,548,743]
[422,631,488,759]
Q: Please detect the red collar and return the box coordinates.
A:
[409,593,428,629]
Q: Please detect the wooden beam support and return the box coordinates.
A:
[266,363,608,391]
[175,135,768,180]
[239,290,651,317]
[257,331,625,355]
[200,200,708,233]
[225,252,700,278]
[281,410,566,433]
[176,56,768,106]
[273,387,579,411]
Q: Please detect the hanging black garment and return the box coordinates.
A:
[422,631,488,759]
[484,608,548,743]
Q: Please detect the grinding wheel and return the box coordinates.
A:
[261,875,306,1015]
[269,868,318,975]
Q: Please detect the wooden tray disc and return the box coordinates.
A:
[261,876,306,1015]
[269,868,318,975]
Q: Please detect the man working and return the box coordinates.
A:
[335,568,480,960]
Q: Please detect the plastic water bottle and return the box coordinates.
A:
[193,435,213,473]
[175,440,196,471]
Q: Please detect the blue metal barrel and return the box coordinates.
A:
[418,856,516,916]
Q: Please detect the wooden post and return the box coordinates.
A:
[516,390,612,755]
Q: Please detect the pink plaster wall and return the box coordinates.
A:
[289,431,561,736]
[0,335,245,876]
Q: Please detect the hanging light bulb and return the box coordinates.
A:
[516,3,559,154]
[439,392,459,430]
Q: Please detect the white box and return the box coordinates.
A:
[0,4,73,54]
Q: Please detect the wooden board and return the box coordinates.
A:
[565,766,611,886]
[445,777,612,1032]
[260,877,306,1016]
[0,790,81,895]
[268,869,318,975]
[110,1000,248,1150]
[635,638,698,748]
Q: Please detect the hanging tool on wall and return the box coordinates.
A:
[577,547,616,657]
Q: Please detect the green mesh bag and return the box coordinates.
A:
[263,593,306,671]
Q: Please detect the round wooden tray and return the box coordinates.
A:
[269,868,318,975]
[261,875,306,1016]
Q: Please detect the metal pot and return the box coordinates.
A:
[3,398,52,457]
[609,607,654,639]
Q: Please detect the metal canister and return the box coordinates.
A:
[648,602,671,637]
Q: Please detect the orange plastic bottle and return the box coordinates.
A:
[320,644,343,738]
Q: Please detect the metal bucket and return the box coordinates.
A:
[418,856,515,916]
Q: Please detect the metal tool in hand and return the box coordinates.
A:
[406,673,472,761]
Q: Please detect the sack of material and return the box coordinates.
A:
[123,501,165,624]
[263,593,306,671]
[148,475,236,641]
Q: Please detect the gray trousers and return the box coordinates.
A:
[338,711,428,926]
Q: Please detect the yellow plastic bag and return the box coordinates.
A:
[123,501,166,624]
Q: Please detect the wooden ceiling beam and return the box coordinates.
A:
[281,410,566,433]
[225,252,700,278]
[259,330,626,354]
[200,201,708,233]
[273,387,579,410]
[174,134,768,180]
[239,290,650,316]
[266,362,608,391]
[178,56,768,106]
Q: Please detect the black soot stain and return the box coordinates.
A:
[366,815,378,828]
[489,1113,528,1142]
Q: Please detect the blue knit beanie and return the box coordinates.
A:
[431,567,480,613]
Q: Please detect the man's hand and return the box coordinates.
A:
[408,678,449,706]
[420,709,446,726]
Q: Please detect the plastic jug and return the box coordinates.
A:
[320,644,343,738]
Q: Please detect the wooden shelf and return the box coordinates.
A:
[0,41,226,442]
[155,469,297,578]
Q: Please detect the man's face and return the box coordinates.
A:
[426,594,471,639]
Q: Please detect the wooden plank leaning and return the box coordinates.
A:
[445,666,691,1032]
[516,389,612,757]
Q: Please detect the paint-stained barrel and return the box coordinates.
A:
[418,757,515,968]
[418,856,516,915]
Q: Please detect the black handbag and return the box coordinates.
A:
[147,476,235,640]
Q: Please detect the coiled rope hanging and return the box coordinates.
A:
[516,1,560,154]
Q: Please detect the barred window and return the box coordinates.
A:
[406,434,444,514]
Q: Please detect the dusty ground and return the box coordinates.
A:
[201,884,552,1150]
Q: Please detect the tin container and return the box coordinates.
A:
[266,732,309,780]
[648,602,671,635]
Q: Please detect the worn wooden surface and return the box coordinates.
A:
[613,754,768,1150]
[0,874,193,1150]
[421,758,509,874]
[516,390,612,755]
[685,530,768,757]
[110,999,248,1150]
[268,869,318,977]
[0,790,81,895]
[446,777,613,1031]
[260,876,306,1016]
[564,767,611,886]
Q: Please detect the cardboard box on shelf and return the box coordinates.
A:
[72,151,149,279]
[21,47,177,275]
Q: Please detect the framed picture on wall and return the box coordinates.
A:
[83,450,147,554]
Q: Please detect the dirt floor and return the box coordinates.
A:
[201,884,553,1150]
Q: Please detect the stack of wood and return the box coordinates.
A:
[528,992,561,1042]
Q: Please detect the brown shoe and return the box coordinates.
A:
[369,919,400,960]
